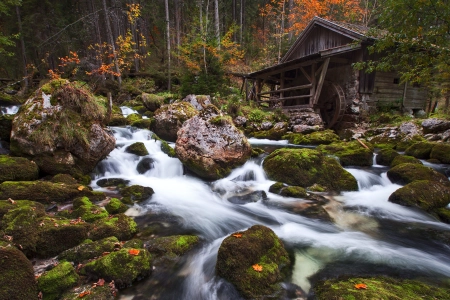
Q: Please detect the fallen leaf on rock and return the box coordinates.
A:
[8,198,16,204]
[354,283,367,289]
[78,186,85,191]
[102,252,110,256]
[252,264,263,272]
[232,233,243,238]
[128,249,140,256]
[96,278,105,286]
[78,290,91,298]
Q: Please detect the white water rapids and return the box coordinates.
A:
[92,126,450,299]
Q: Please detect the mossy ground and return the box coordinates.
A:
[314,276,450,300]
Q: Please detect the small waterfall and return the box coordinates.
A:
[0,105,20,115]
[120,106,139,117]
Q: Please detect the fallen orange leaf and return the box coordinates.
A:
[252,264,263,272]
[354,283,367,289]
[232,233,243,238]
[128,249,140,256]
[96,278,105,286]
[78,186,85,191]
[78,290,91,298]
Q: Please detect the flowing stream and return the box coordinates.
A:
[90,125,450,299]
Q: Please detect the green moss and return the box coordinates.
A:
[376,149,400,166]
[67,196,109,222]
[209,115,233,126]
[390,155,423,167]
[151,133,176,157]
[252,123,288,140]
[0,155,39,183]
[141,93,164,111]
[131,118,154,129]
[405,142,435,159]
[430,143,450,164]
[81,248,152,289]
[0,181,104,204]
[125,142,149,156]
[123,238,144,249]
[120,185,154,204]
[105,198,128,214]
[58,236,120,263]
[50,174,78,185]
[89,213,138,241]
[0,114,13,142]
[126,113,142,124]
[269,182,285,194]
[395,135,426,151]
[263,148,358,192]
[37,261,79,300]
[387,163,448,185]
[283,130,340,145]
[0,244,38,300]
[317,140,374,167]
[307,183,326,192]
[41,78,68,94]
[251,147,265,157]
[147,235,199,258]
[280,186,307,198]
[314,276,450,300]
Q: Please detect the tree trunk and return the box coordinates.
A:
[278,0,286,63]
[288,0,294,42]
[232,0,236,42]
[15,5,28,91]
[214,0,220,49]
[165,0,171,91]
[240,0,244,44]
[175,0,181,59]
[102,0,122,86]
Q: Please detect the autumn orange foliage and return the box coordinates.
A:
[232,233,243,238]
[252,264,263,272]
[128,249,140,256]
[354,283,368,289]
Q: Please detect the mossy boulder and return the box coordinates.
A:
[152,102,198,142]
[390,155,423,167]
[376,148,399,166]
[125,142,149,156]
[314,276,450,300]
[50,174,78,185]
[252,122,288,140]
[120,185,154,204]
[89,213,137,241]
[0,180,105,204]
[67,196,109,222]
[387,163,449,185]
[10,80,115,176]
[96,178,129,188]
[81,248,152,289]
[251,147,265,157]
[395,134,425,151]
[269,182,285,194]
[0,155,39,183]
[279,186,307,198]
[136,157,155,174]
[37,261,79,300]
[58,236,120,264]
[105,198,128,214]
[126,113,142,125]
[60,284,116,300]
[404,141,435,159]
[131,118,153,129]
[283,129,340,145]
[141,93,164,112]
[147,235,199,259]
[0,244,38,300]
[151,133,176,157]
[388,180,450,217]
[317,140,374,167]
[263,148,358,192]
[216,225,290,299]
[107,114,128,126]
[430,143,450,164]
[0,114,13,142]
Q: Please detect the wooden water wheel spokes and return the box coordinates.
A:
[317,82,346,128]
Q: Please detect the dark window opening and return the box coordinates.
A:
[413,82,420,88]
[393,78,400,84]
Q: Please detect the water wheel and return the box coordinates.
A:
[316,82,346,128]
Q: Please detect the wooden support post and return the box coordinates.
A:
[310,64,316,108]
[402,81,408,110]
[255,79,262,102]
[280,72,285,100]
[313,58,330,105]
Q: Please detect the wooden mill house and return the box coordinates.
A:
[244,17,428,128]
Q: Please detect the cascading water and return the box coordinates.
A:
[0,105,20,115]
[92,124,450,299]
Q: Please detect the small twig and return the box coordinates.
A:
[356,138,370,149]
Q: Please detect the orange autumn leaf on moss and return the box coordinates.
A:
[78,290,91,298]
[77,186,85,191]
[252,264,263,272]
[354,283,367,289]
[128,249,140,256]
[232,233,243,238]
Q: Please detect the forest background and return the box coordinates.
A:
[0,0,449,101]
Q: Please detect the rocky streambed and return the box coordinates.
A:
[1,81,450,299]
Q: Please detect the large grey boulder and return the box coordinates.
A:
[175,105,252,180]
[422,118,450,134]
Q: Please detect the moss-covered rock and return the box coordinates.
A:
[125,142,149,156]
[81,248,152,289]
[58,236,120,264]
[404,141,435,159]
[280,186,307,198]
[263,148,358,192]
[141,93,164,112]
[107,114,128,126]
[131,118,153,129]
[0,114,13,142]
[390,155,423,167]
[251,147,265,157]
[317,140,374,167]
[314,276,450,300]
[96,178,129,188]
[151,133,176,157]
[269,182,285,194]
[216,225,290,299]
[252,122,288,140]
[60,284,116,300]
[123,238,144,249]
[0,180,104,203]
[283,129,340,145]
[126,113,142,124]
[50,174,78,185]
[89,213,137,241]
[395,134,425,151]
[388,180,450,217]
[0,155,39,183]
[0,244,38,300]
[147,235,199,258]
[430,143,450,164]
[387,163,449,185]
[105,198,128,215]
[119,185,154,204]
[376,148,399,166]
[67,196,109,222]
[37,261,79,300]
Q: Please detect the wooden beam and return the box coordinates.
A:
[280,72,285,99]
[258,84,312,96]
[310,63,317,106]
[313,58,330,105]
[300,67,312,83]
[258,95,312,103]
[281,104,313,110]
[315,63,324,77]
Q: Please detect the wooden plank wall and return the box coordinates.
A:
[369,72,427,109]
[286,27,353,61]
